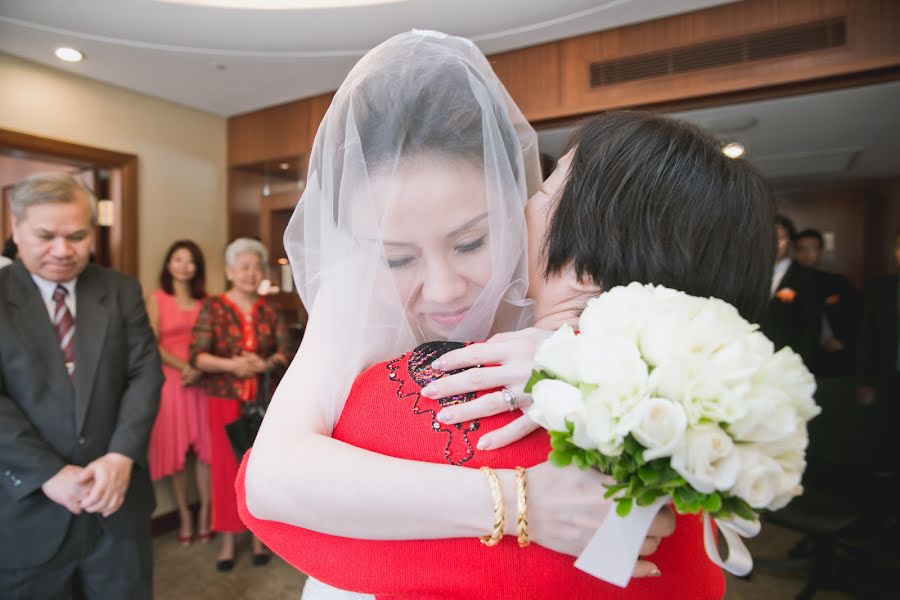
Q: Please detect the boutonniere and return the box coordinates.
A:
[776,288,796,303]
[825,294,841,305]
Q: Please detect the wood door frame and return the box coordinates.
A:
[0,128,139,277]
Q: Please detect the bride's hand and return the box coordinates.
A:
[421,328,552,449]
[525,462,674,577]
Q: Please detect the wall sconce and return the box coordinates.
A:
[97,199,115,227]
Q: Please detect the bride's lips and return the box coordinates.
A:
[425,307,470,328]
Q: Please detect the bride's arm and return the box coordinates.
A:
[246,328,513,540]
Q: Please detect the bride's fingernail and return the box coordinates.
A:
[421,384,436,397]
[431,359,446,370]
[476,437,492,450]
[648,567,662,577]
[436,409,454,423]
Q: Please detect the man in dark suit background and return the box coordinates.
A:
[858,230,900,397]
[794,228,860,377]
[0,173,162,599]
[763,215,824,370]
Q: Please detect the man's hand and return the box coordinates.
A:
[42,465,93,514]
[76,452,133,517]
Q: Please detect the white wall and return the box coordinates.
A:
[0,52,228,516]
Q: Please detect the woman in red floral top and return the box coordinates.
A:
[190,237,291,572]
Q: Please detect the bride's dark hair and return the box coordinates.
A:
[544,110,775,323]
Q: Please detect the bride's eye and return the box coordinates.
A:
[387,256,415,269]
[455,235,487,254]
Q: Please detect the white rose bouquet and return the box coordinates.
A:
[525,283,820,586]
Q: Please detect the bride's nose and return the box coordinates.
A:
[421,256,467,305]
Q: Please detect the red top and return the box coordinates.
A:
[236,341,725,600]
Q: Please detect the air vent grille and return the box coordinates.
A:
[590,17,846,88]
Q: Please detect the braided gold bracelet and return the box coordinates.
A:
[515,466,530,547]
[479,466,505,546]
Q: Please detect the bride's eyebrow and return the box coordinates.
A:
[379,212,489,247]
[445,212,488,238]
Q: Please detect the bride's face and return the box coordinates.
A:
[369,157,493,339]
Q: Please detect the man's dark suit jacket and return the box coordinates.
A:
[813,270,860,377]
[763,260,824,370]
[858,273,900,383]
[0,260,163,569]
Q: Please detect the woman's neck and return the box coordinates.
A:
[172,280,193,302]
[226,288,258,308]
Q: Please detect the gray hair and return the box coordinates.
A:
[225,237,268,268]
[10,172,98,224]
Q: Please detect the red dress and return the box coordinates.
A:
[192,294,289,533]
[148,290,212,480]
[236,341,726,599]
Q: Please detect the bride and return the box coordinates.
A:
[243,31,771,599]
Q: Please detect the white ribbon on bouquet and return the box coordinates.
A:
[574,497,761,588]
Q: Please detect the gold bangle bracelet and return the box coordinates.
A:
[479,466,505,546]
[515,466,530,547]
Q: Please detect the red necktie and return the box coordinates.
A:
[52,285,75,377]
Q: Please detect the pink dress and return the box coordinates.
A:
[148,289,213,480]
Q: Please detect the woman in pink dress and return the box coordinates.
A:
[147,240,213,546]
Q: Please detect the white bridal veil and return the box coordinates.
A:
[284,30,540,429]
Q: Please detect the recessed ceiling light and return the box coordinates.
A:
[279,162,290,170]
[55,47,84,62]
[722,142,746,159]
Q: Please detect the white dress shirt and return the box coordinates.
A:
[30,273,78,320]
[0,256,12,270]
[771,257,792,297]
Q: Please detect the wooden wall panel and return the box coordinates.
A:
[543,0,900,122]
[489,42,561,117]
[228,100,309,166]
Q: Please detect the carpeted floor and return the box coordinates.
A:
[152,524,857,600]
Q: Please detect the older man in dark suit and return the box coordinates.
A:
[0,173,162,599]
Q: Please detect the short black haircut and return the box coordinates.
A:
[775,214,797,241]
[159,239,207,300]
[795,228,824,248]
[545,110,775,324]
[1,237,16,260]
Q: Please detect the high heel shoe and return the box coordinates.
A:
[196,530,215,543]
[252,552,271,567]
[177,533,194,547]
[215,558,235,572]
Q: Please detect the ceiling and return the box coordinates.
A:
[0,0,735,117]
[536,80,900,183]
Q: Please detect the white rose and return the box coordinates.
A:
[732,447,785,510]
[533,324,580,383]
[670,425,740,494]
[706,331,773,388]
[688,298,757,355]
[629,397,688,461]
[767,468,803,511]
[636,297,699,367]
[574,334,648,397]
[728,384,798,443]
[649,358,746,426]
[754,348,820,421]
[578,283,652,343]
[528,378,586,435]
[581,387,638,455]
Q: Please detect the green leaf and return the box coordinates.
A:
[723,496,756,521]
[636,488,665,507]
[701,493,722,514]
[523,370,553,393]
[548,450,572,467]
[616,498,633,517]
[603,483,628,499]
[638,465,662,485]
